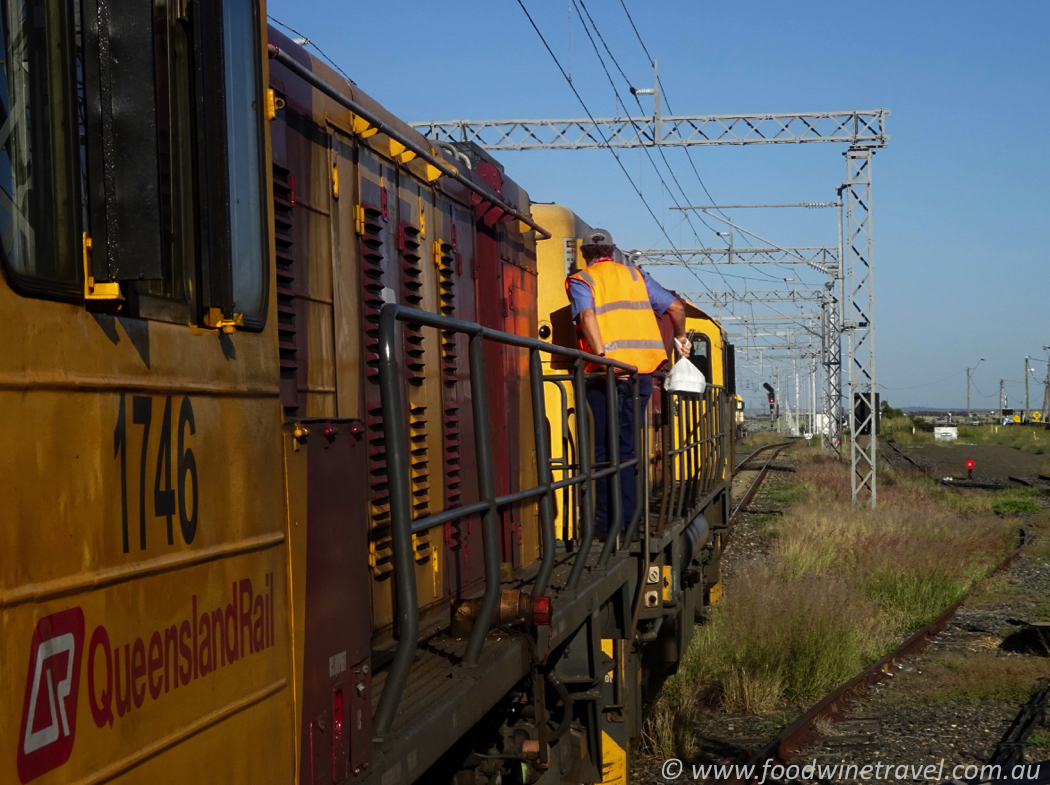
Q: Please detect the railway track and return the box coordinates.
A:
[729,442,795,530]
[734,442,796,475]
[723,528,1036,784]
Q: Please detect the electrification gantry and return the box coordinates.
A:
[408,109,889,151]
[412,103,887,504]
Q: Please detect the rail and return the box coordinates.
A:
[728,443,794,527]
[725,528,1035,783]
[373,303,647,735]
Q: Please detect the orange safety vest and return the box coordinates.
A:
[567,259,668,374]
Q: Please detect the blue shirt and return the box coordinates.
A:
[567,264,677,320]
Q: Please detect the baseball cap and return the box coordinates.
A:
[582,227,614,247]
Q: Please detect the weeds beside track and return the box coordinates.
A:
[645,446,1023,762]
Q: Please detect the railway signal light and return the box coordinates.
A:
[964,458,975,479]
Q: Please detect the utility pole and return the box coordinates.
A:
[1025,356,1030,423]
[966,358,984,418]
[1000,379,1007,412]
[776,368,782,433]
[1043,347,1050,422]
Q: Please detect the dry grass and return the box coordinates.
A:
[1022,513,1050,562]
[886,653,1048,705]
[645,451,1019,757]
[741,431,793,447]
[774,471,1015,633]
[647,562,888,757]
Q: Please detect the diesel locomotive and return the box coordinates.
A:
[0,4,735,783]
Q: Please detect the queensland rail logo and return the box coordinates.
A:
[17,607,85,783]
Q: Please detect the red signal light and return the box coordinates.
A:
[532,596,551,626]
[964,459,975,471]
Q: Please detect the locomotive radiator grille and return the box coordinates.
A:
[399,223,426,383]
[400,220,431,559]
[360,203,394,576]
[435,239,463,522]
[272,164,298,415]
[360,203,386,382]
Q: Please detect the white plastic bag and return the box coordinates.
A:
[666,357,706,394]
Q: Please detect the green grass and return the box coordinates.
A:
[762,479,812,509]
[991,488,1042,514]
[886,415,1050,458]
[1030,729,1049,749]
[863,571,967,630]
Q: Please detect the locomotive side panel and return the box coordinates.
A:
[0,5,298,782]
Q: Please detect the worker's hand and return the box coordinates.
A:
[674,336,691,357]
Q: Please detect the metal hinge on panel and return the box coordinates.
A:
[82,233,122,302]
[350,113,377,139]
[204,307,244,334]
[265,89,285,121]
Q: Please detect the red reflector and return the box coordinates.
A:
[332,689,344,737]
[964,459,976,470]
[533,596,551,626]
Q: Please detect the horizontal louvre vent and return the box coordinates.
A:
[272,164,298,416]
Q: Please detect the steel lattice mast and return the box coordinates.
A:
[843,148,877,506]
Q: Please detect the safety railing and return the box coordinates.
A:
[373,303,646,735]
[655,383,729,534]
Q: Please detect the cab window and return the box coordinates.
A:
[689,334,711,380]
[0,0,82,300]
[0,0,268,330]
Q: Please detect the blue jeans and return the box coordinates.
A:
[586,374,653,533]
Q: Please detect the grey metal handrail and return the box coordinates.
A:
[656,384,728,534]
[373,303,642,735]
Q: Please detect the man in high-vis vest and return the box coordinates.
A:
[566,228,690,538]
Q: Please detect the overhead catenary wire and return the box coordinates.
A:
[616,0,721,212]
[515,0,698,284]
[573,0,825,320]
[616,0,820,295]
[267,15,358,89]
[569,0,727,297]
[574,0,721,243]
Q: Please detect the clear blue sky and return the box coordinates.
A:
[267,0,1049,412]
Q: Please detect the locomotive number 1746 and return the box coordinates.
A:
[113,393,199,554]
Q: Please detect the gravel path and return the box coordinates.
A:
[894,443,1046,482]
